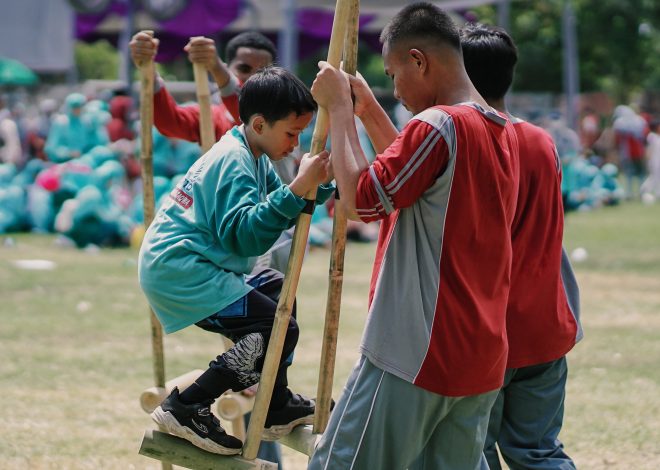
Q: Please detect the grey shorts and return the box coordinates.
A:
[309,355,498,470]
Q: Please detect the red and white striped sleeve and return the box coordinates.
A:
[355,116,450,222]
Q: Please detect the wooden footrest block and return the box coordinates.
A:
[139,429,277,470]
[277,425,319,457]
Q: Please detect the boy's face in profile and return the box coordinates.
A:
[382,42,431,115]
[259,112,313,161]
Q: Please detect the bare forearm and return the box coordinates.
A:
[209,61,231,89]
[329,103,369,220]
[358,100,398,153]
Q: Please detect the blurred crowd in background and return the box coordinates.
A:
[0,88,658,249]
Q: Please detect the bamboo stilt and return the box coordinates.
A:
[241,0,355,460]
[192,54,216,152]
[313,0,360,435]
[137,29,171,470]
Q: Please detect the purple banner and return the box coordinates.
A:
[76,0,240,52]
[296,8,376,39]
[159,0,240,37]
[75,2,381,62]
[76,0,126,39]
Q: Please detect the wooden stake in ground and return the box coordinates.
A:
[191,49,216,153]
[136,29,171,470]
[313,0,360,435]
[241,0,354,460]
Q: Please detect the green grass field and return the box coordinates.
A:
[1,201,659,469]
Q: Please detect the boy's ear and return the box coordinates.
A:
[250,115,266,134]
[409,48,427,74]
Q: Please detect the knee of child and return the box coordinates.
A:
[287,318,299,338]
[284,318,300,350]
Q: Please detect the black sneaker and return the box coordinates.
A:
[262,391,333,441]
[151,387,243,455]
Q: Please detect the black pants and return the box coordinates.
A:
[194,269,298,406]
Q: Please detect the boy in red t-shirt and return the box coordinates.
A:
[461,23,582,470]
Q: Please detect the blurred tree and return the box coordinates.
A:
[296,41,392,92]
[75,40,119,80]
[471,0,660,101]
[574,0,660,101]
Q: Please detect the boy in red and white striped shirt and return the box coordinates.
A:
[309,4,520,469]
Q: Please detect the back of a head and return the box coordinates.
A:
[239,66,317,124]
[380,2,461,53]
[65,93,87,113]
[461,23,518,102]
[225,31,277,63]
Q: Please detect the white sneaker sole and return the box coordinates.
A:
[151,406,242,455]
[261,414,315,441]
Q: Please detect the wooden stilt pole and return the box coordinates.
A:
[313,0,360,435]
[192,53,216,153]
[241,0,354,460]
[137,30,171,470]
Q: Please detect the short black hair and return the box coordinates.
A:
[380,2,461,51]
[460,23,518,101]
[225,31,277,63]
[239,66,317,124]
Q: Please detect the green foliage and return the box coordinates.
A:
[574,0,660,100]
[470,0,660,100]
[357,43,392,90]
[74,40,120,80]
[295,42,392,92]
[158,57,195,82]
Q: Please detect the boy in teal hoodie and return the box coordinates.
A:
[139,67,334,455]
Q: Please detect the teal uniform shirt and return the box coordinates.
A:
[139,126,334,334]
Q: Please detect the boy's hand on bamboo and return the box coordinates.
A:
[324,153,335,184]
[311,61,351,111]
[129,32,159,67]
[289,150,332,197]
[348,72,378,119]
[185,37,224,73]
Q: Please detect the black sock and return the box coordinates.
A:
[178,382,213,405]
[179,361,242,405]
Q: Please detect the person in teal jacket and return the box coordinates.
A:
[45,93,88,163]
[139,67,334,456]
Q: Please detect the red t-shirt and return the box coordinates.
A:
[153,87,239,144]
[507,120,579,368]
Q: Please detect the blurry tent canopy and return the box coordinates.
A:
[70,0,187,20]
[0,58,39,86]
[75,0,500,61]
[228,0,500,33]
[140,0,189,21]
[68,0,113,14]
[76,0,242,61]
